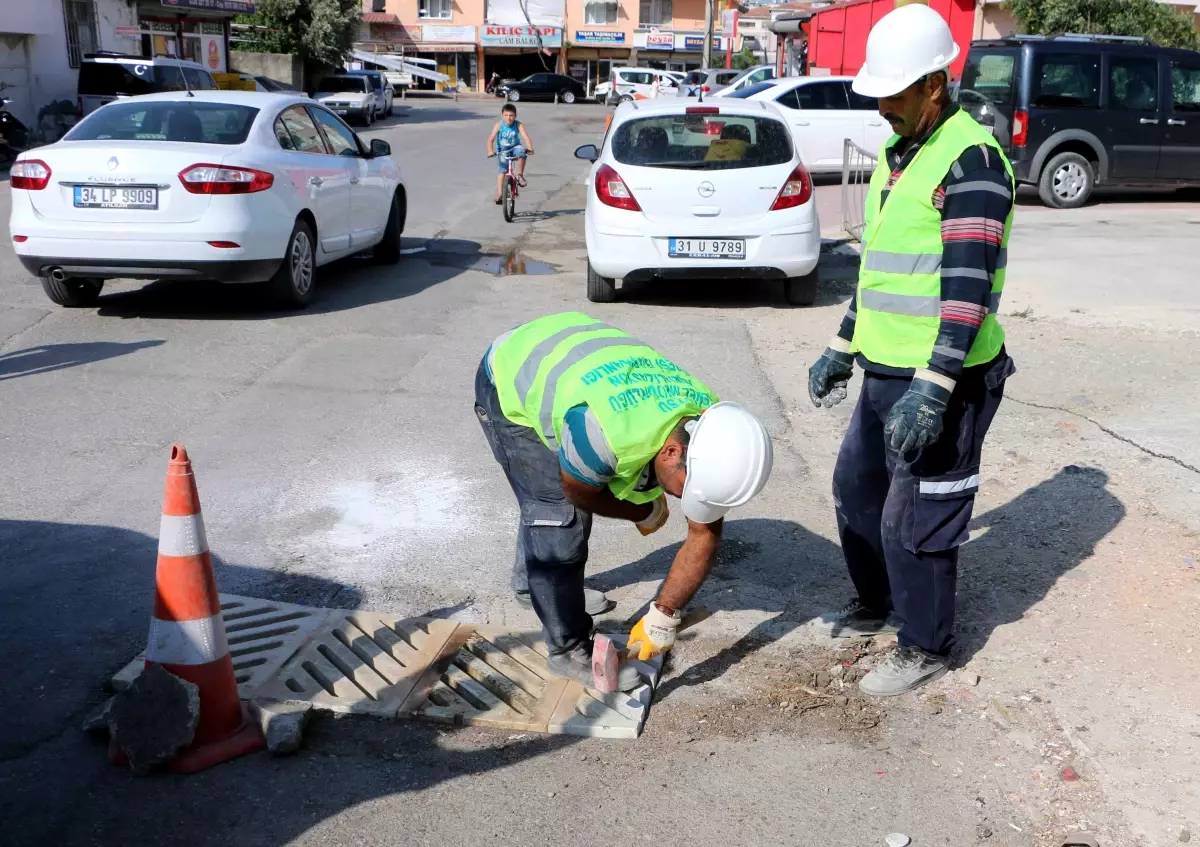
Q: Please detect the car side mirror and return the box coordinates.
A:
[575,143,598,162]
[370,138,391,157]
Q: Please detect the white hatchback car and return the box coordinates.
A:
[8,90,405,309]
[576,99,821,305]
[728,75,892,172]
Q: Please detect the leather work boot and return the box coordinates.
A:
[516,588,615,617]
[546,643,644,692]
[858,646,949,696]
[823,598,899,638]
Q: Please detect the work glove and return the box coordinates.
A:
[635,495,669,536]
[808,346,855,409]
[883,376,952,454]
[627,604,683,661]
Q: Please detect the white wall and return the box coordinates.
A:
[1,3,77,129]
[95,0,140,52]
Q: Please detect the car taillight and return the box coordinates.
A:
[178,163,274,195]
[771,163,812,210]
[595,163,641,212]
[12,235,28,242]
[10,159,51,190]
[701,85,711,92]
[687,106,719,114]
[1012,109,1028,148]
[207,241,240,248]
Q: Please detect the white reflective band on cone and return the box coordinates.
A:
[919,474,980,495]
[146,615,229,665]
[158,513,209,558]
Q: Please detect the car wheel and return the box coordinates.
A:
[41,275,103,307]
[1038,151,1094,209]
[586,262,617,303]
[784,269,819,307]
[508,89,520,103]
[618,94,634,104]
[373,191,405,264]
[562,90,576,104]
[268,219,316,308]
[387,101,394,117]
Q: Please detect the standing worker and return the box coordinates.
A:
[476,313,772,691]
[808,4,1016,696]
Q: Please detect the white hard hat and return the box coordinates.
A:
[680,402,773,524]
[851,4,960,99]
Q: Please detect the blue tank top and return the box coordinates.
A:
[496,120,521,153]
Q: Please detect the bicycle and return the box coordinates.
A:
[497,148,531,223]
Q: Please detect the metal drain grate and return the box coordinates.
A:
[253,612,459,716]
[111,594,329,695]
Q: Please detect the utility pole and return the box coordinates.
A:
[702,0,714,69]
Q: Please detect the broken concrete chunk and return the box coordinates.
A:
[82,696,117,735]
[958,669,982,687]
[250,698,313,755]
[107,664,200,775]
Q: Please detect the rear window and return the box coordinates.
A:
[611,113,793,170]
[1032,51,1100,109]
[960,49,1017,111]
[727,81,778,99]
[78,61,156,97]
[318,76,367,93]
[66,101,259,145]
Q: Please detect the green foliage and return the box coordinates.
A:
[236,0,361,66]
[731,46,759,69]
[1003,0,1199,50]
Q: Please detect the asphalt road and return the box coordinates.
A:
[2,97,1198,847]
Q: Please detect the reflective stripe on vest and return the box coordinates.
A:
[852,109,1013,370]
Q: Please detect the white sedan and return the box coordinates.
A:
[576,99,821,305]
[727,75,892,172]
[8,90,406,309]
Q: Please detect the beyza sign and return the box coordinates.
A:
[481,25,563,48]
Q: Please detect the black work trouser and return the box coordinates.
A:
[474,358,594,657]
[832,353,1014,657]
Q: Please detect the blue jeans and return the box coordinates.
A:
[497,145,527,173]
[474,358,593,656]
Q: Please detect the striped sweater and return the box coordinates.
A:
[837,103,1014,380]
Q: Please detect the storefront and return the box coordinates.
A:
[412,25,477,92]
[481,25,562,86]
[568,29,630,98]
[128,0,254,72]
[634,30,725,72]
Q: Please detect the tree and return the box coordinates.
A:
[731,46,759,69]
[236,0,361,66]
[1003,0,1198,50]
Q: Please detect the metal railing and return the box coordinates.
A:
[841,138,878,242]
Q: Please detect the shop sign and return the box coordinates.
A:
[481,25,562,48]
[645,31,674,49]
[114,25,141,39]
[680,35,720,51]
[422,25,477,42]
[574,29,625,45]
[160,0,256,12]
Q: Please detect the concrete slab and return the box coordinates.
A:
[110,594,330,695]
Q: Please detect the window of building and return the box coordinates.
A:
[62,0,98,69]
[640,0,672,27]
[584,1,619,24]
[419,0,452,20]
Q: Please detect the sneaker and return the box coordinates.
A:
[858,646,948,697]
[546,644,644,692]
[515,588,614,617]
[824,598,898,638]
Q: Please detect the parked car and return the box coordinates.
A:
[345,69,395,117]
[593,79,612,101]
[574,99,821,305]
[313,74,382,125]
[606,67,681,103]
[500,73,586,103]
[729,75,891,172]
[216,72,302,94]
[709,65,777,97]
[960,33,1200,208]
[676,68,743,97]
[8,91,406,309]
[252,75,302,93]
[77,52,217,116]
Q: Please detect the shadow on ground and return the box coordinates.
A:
[93,239,480,321]
[0,340,164,380]
[379,106,490,126]
[1015,184,1200,207]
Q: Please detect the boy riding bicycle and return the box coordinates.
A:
[486,103,535,204]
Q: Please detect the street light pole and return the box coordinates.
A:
[702,0,714,69]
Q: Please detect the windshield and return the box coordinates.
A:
[66,101,259,144]
[611,113,793,170]
[318,76,367,93]
[960,49,1017,113]
[727,81,779,99]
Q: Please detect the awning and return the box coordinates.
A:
[361,12,400,23]
[349,49,450,82]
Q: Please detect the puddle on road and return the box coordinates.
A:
[426,248,558,276]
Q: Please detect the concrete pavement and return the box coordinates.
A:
[2,99,1197,847]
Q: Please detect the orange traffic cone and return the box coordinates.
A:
[136,444,263,772]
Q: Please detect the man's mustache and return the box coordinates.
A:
[882,113,903,123]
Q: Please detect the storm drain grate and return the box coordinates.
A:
[111,594,330,695]
[253,612,459,716]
